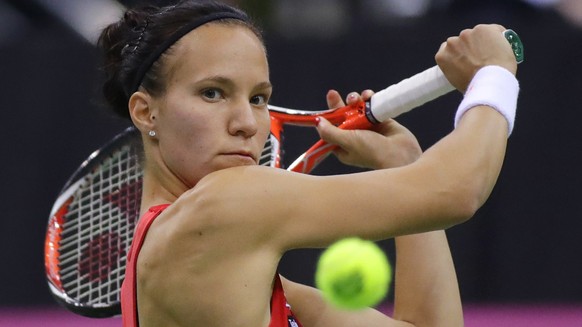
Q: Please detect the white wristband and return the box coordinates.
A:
[454,65,520,136]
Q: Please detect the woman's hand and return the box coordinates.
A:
[435,24,518,93]
[317,89,422,170]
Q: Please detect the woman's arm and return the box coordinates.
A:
[392,231,463,326]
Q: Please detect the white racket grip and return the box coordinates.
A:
[369,65,455,122]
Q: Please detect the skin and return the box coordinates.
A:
[127,22,515,327]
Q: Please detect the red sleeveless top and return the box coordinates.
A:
[121,204,302,327]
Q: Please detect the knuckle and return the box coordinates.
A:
[458,29,471,39]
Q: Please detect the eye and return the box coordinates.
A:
[201,88,224,101]
[250,94,269,106]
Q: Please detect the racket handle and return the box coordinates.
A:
[368,65,454,123]
[369,29,524,123]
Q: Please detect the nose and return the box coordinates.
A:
[228,101,259,138]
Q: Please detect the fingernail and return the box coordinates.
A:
[315,117,321,126]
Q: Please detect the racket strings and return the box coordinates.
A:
[57,143,143,305]
[259,135,274,166]
[260,133,280,168]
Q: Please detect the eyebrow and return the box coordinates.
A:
[255,81,273,91]
[197,75,272,91]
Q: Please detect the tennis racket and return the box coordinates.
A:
[45,30,523,318]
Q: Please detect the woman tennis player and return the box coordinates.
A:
[97,0,519,326]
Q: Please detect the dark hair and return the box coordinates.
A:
[98,0,264,120]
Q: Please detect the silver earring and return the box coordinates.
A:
[148,130,156,137]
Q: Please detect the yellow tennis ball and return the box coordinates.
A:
[315,237,392,310]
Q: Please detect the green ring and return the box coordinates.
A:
[504,29,524,64]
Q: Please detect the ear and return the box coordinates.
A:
[128,91,157,134]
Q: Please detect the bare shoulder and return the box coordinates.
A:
[172,165,306,228]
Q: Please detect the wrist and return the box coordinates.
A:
[454,65,520,136]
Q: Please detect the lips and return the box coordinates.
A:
[223,151,257,164]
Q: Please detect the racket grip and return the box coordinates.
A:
[368,65,454,123]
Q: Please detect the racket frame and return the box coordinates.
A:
[45,127,142,318]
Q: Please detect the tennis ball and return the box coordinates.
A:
[315,237,392,310]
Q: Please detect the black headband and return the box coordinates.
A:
[128,11,248,95]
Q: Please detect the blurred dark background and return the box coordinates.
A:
[1,0,581,309]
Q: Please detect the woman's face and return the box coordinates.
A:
[149,23,271,188]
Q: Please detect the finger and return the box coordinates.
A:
[316,117,349,149]
[345,92,361,105]
[326,89,345,109]
[331,147,349,163]
[361,89,375,101]
[372,119,407,136]
[439,41,447,51]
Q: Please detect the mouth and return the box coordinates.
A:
[222,151,257,164]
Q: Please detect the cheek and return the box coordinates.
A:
[258,108,270,130]
[256,110,271,142]
[158,123,216,186]
[161,99,212,141]
[158,108,215,166]
[169,114,214,154]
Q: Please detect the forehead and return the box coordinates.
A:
[164,23,268,82]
